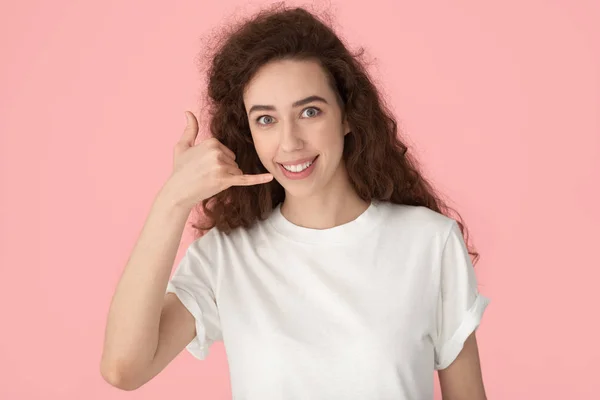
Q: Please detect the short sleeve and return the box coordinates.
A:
[433,220,490,370]
[166,234,222,360]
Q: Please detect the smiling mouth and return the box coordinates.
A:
[277,156,319,173]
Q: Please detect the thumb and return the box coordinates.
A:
[180,111,199,147]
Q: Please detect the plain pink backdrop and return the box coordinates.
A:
[1,0,598,398]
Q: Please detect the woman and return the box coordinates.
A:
[101,5,490,399]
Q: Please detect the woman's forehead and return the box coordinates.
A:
[243,60,335,107]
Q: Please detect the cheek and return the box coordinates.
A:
[312,122,345,150]
[251,134,276,162]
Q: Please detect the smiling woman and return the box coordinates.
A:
[101,3,490,399]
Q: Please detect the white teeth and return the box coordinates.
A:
[282,160,313,173]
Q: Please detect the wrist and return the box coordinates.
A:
[154,184,194,216]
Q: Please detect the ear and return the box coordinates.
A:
[343,117,351,136]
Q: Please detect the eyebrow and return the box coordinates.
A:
[248,95,329,115]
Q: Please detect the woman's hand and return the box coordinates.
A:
[162,111,273,210]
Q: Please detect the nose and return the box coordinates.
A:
[279,120,304,152]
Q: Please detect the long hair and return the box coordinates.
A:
[191,3,479,263]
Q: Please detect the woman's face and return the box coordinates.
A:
[243,58,350,199]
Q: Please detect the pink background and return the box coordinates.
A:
[1,0,598,398]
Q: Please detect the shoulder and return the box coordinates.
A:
[188,215,271,255]
[376,201,456,237]
[188,227,222,252]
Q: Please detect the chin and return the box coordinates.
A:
[278,183,319,199]
[273,172,321,198]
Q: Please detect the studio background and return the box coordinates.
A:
[1,0,598,398]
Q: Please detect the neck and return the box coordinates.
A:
[280,164,370,229]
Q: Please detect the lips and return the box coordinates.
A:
[276,155,319,180]
[277,155,319,167]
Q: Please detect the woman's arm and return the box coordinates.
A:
[438,332,487,400]
[100,190,194,388]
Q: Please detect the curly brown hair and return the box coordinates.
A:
[190,3,479,263]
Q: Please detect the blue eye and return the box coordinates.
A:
[301,107,321,118]
[257,115,275,125]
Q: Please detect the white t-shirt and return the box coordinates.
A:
[166,200,490,399]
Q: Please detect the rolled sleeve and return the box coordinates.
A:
[166,282,211,360]
[433,221,490,370]
[166,233,222,360]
